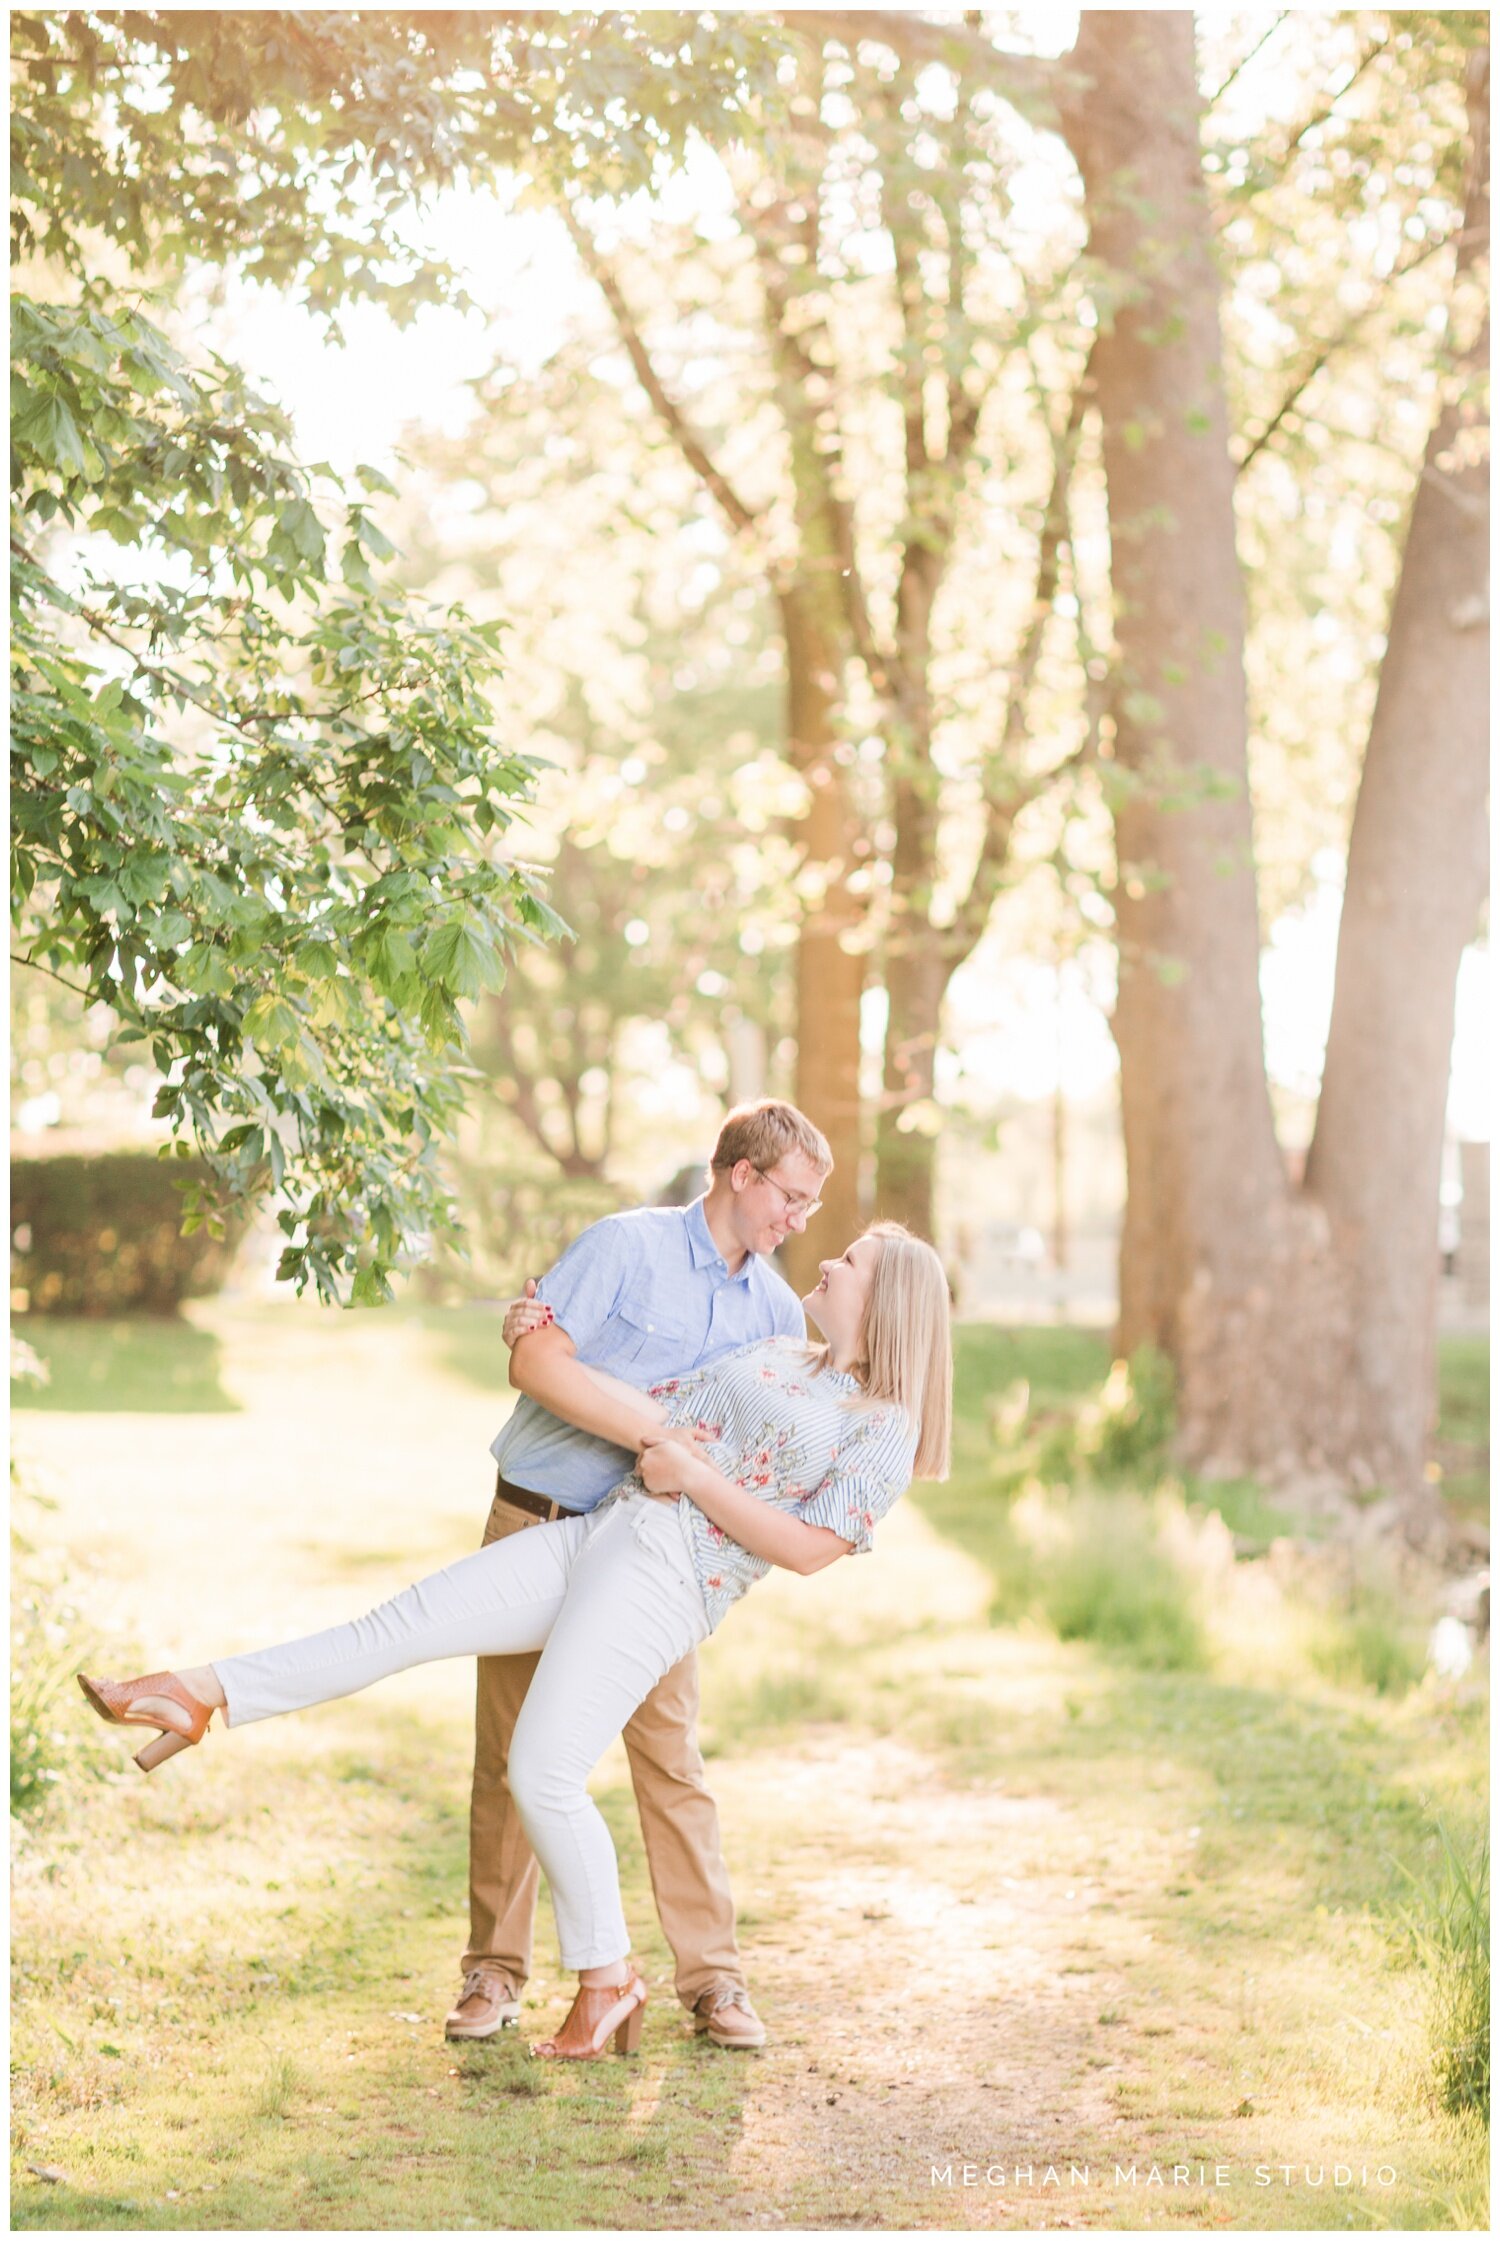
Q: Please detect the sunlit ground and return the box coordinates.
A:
[10,1302,1489,2231]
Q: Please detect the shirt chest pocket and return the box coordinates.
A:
[611,1293,690,1369]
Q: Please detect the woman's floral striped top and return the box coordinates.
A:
[621,1336,917,1633]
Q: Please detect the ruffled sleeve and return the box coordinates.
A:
[796,1403,917,1555]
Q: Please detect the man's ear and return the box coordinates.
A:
[729,1159,753,1194]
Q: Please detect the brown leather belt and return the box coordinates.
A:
[494,1471,571,1524]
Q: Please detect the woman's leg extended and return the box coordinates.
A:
[213,1513,591,1728]
[507,1501,711,1972]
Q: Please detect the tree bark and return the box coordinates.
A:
[1064,14,1488,1509]
[1063,13,1355,1483]
[1302,50,1489,1500]
[1065,11,1292,1405]
[778,582,865,1289]
[874,906,945,1236]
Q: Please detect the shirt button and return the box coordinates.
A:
[647,1323,654,1333]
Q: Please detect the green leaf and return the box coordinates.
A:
[242,993,302,1049]
[14,391,91,479]
[355,514,395,562]
[350,1264,394,1307]
[515,892,575,943]
[275,497,326,565]
[424,919,502,999]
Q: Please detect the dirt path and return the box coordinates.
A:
[714,1736,1122,2226]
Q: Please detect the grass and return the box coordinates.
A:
[11,1317,238,1414]
[9,1304,1489,2230]
[1432,1333,1490,1524]
[1396,1819,1490,2123]
[11,1478,119,1816]
[919,1326,1477,1691]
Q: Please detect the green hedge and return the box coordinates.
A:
[11,1152,245,1316]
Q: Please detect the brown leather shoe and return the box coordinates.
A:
[78,1671,214,1773]
[692,1984,767,2049]
[445,1965,522,2039]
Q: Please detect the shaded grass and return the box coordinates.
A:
[919,1326,1483,1686]
[1437,1335,1489,1449]
[1396,1818,1490,2123]
[700,1663,852,1757]
[11,1707,758,2231]
[11,1317,239,1414]
[391,1304,515,1405]
[1038,1498,1206,1670]
[11,1479,119,1816]
[1434,1333,1489,1523]
[1309,1593,1429,1698]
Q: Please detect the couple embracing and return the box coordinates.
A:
[80,1101,953,2062]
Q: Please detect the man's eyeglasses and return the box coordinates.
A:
[753,1167,822,1222]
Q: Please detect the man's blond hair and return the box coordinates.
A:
[710,1100,833,1180]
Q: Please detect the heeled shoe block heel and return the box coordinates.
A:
[134,1728,199,1774]
[613,1993,646,2056]
[532,1967,648,2060]
[77,1671,214,1773]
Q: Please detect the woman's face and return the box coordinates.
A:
[803,1235,879,1355]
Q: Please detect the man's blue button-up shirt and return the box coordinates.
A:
[489,1196,808,1511]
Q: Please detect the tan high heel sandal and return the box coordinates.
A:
[78,1671,215,1773]
[531,1965,648,2060]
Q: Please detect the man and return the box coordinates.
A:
[447,1099,832,2051]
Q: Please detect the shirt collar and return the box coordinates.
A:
[685,1195,754,1286]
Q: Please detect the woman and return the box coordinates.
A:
[79,1222,952,2060]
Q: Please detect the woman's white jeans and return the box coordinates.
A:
[212,1495,711,1971]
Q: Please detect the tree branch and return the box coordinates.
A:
[884,156,944,711]
[747,184,892,690]
[14,536,394,843]
[945,352,1094,963]
[562,202,763,537]
[1203,13,1290,108]
[486,1006,569,1174]
[783,11,1063,125]
[938,168,982,474]
[11,952,98,1002]
[1237,226,1460,473]
[1288,32,1388,153]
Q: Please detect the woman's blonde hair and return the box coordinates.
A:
[812,1221,952,1480]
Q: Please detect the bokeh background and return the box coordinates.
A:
[11,9,1489,2232]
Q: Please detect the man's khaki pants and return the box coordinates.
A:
[462,1482,745,2009]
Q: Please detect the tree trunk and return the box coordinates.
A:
[1065,13,1306,1468]
[1302,51,1489,1500]
[874,931,947,1239]
[874,597,944,1240]
[778,582,865,1290]
[1064,14,1488,1508]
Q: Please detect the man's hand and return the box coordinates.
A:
[637,1426,702,1502]
[502,1277,549,1351]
